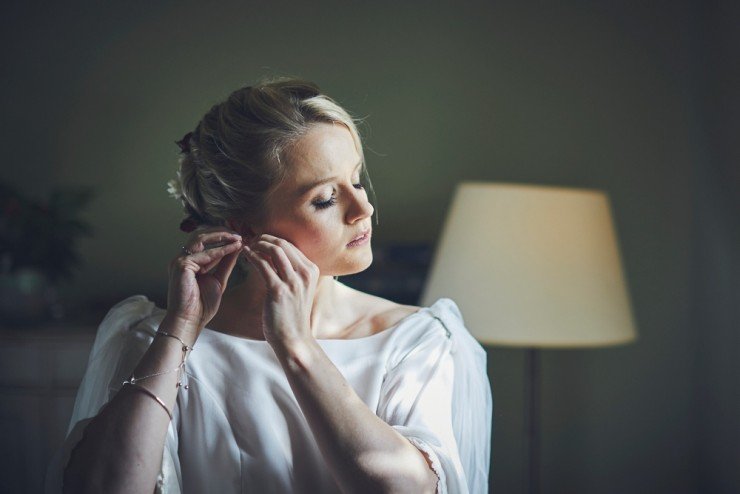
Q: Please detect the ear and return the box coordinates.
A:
[226,218,259,244]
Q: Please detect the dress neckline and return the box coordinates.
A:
[200,305,429,345]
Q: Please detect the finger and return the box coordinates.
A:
[211,248,240,291]
[242,245,281,288]
[190,234,242,255]
[251,240,296,281]
[172,256,202,276]
[185,230,242,254]
[187,225,240,244]
[200,249,233,274]
[258,235,316,279]
[190,224,241,237]
[260,234,314,266]
[188,239,242,270]
[199,238,242,272]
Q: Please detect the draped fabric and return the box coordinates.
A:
[45,295,492,493]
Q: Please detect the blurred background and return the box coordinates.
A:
[1,1,738,493]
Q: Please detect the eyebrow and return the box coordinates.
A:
[295,160,364,198]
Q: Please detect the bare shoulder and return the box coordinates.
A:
[349,289,423,335]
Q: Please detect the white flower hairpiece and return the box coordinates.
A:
[166,170,183,200]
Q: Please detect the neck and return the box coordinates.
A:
[221,271,351,339]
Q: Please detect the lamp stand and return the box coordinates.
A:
[524,348,541,494]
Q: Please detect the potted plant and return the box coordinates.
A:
[0,183,93,325]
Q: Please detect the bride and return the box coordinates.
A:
[46,77,492,493]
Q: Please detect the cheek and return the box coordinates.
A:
[302,221,342,253]
[285,218,342,260]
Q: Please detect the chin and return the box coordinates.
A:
[346,259,373,276]
[327,249,374,277]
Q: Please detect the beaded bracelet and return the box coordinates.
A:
[128,364,181,385]
[155,330,194,352]
[119,330,194,422]
[154,330,194,389]
[125,330,193,392]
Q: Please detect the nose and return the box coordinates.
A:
[346,187,374,224]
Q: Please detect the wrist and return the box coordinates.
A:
[270,335,318,373]
[160,312,200,346]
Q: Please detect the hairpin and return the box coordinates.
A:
[179,217,199,233]
[176,131,193,154]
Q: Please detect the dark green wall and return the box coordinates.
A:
[2,1,737,492]
[691,2,740,493]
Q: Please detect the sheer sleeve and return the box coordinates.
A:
[43,295,182,494]
[377,298,492,494]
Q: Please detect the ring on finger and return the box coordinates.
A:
[181,246,193,256]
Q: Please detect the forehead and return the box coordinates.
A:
[282,122,360,184]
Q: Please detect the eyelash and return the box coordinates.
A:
[313,183,365,210]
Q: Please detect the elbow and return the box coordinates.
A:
[63,461,144,494]
[400,446,440,494]
[348,444,440,494]
[62,434,123,494]
[420,471,440,494]
[63,448,105,494]
[62,425,107,494]
[383,455,439,494]
[62,463,93,494]
[384,473,438,494]
[62,440,90,494]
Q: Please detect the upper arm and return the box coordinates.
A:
[377,322,465,493]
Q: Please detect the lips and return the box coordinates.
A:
[348,229,371,245]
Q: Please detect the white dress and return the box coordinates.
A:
[45,295,492,494]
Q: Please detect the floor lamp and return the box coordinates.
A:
[420,182,638,494]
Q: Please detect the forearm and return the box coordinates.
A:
[273,338,438,494]
[63,315,194,494]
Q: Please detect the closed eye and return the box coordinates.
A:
[313,183,365,210]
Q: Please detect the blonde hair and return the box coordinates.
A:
[167,77,377,232]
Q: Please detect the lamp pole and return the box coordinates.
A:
[524,348,541,494]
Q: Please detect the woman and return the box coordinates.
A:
[46,78,492,493]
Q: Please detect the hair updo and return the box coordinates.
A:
[167,77,376,234]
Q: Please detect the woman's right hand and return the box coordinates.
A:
[166,227,243,341]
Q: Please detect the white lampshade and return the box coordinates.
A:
[420,182,638,348]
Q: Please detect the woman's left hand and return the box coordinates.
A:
[242,234,320,347]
